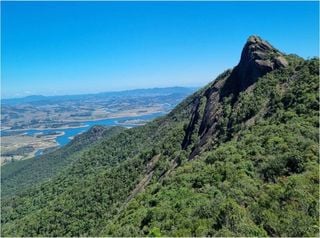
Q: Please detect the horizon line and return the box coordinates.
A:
[1,85,201,100]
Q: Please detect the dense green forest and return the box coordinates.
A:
[1,36,319,237]
[1,126,125,198]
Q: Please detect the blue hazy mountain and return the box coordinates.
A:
[2,87,198,105]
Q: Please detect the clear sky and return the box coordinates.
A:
[1,1,319,98]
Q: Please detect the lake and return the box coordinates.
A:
[1,112,166,146]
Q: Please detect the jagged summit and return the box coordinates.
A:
[241,35,288,69]
[246,35,274,51]
[184,36,290,156]
[223,35,288,95]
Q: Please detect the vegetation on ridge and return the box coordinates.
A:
[1,38,319,237]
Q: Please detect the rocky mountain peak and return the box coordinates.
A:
[223,35,288,95]
[241,35,288,69]
[246,35,274,52]
[184,36,290,156]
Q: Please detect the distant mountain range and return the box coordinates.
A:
[1,87,198,105]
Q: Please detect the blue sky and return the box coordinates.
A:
[1,1,319,98]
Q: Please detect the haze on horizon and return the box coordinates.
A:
[2,1,319,99]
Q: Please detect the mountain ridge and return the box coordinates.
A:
[1,36,319,237]
[181,35,289,159]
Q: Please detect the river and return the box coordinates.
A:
[1,112,166,147]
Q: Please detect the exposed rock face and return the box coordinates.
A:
[223,35,288,96]
[182,36,288,158]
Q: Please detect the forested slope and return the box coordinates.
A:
[1,126,124,197]
[1,36,319,237]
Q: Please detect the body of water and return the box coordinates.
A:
[1,112,166,147]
